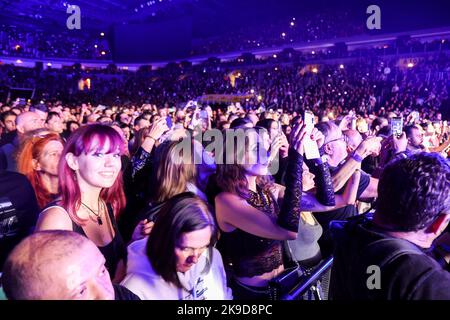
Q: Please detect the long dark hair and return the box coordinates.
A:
[215,127,274,199]
[146,193,217,289]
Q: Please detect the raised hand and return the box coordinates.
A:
[147,117,169,141]
[310,128,325,149]
[290,123,307,155]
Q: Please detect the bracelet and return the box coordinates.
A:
[351,152,363,163]
[394,151,408,159]
[146,135,157,142]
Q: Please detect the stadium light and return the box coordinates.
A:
[290,22,295,26]
[101,51,106,55]
[311,51,315,54]
[281,32,286,37]
[94,44,98,48]
[339,64,344,69]
[407,62,414,68]
[100,32,105,36]
[273,54,277,58]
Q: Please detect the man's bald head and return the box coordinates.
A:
[2,230,114,300]
[343,129,363,152]
[16,112,43,134]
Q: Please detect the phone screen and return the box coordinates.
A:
[200,110,208,119]
[303,111,320,160]
[166,116,173,129]
[391,117,403,137]
[304,111,315,134]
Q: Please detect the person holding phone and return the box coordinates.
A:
[213,124,360,300]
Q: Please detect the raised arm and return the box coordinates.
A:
[332,136,381,191]
[304,128,335,206]
[215,124,307,240]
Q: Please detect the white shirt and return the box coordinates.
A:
[121,238,232,300]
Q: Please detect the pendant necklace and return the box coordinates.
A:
[81,200,103,225]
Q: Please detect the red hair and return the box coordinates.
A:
[59,124,126,225]
[17,133,63,209]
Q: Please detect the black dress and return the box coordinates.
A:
[71,204,127,278]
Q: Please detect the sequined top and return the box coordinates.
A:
[220,186,284,278]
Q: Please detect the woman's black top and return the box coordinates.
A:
[71,204,127,278]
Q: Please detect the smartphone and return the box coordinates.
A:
[351,118,357,130]
[166,116,173,129]
[304,111,315,134]
[200,110,208,119]
[391,117,403,138]
[303,111,320,160]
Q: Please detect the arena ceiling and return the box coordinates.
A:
[1,0,448,36]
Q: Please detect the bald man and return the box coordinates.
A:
[1,230,139,300]
[343,129,363,153]
[0,111,45,171]
[16,111,43,135]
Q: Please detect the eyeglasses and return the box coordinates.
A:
[176,245,209,256]
[323,135,348,145]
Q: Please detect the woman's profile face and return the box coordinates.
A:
[239,130,269,176]
[302,163,315,191]
[36,140,64,176]
[269,121,279,141]
[174,226,212,273]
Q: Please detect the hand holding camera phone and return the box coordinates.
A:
[303,111,320,159]
[391,117,403,138]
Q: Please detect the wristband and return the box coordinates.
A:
[351,152,363,163]
[146,135,157,142]
[394,151,408,159]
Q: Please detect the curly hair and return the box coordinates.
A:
[376,152,450,232]
[16,132,63,208]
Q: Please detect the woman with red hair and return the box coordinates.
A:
[36,124,127,282]
[17,132,64,209]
